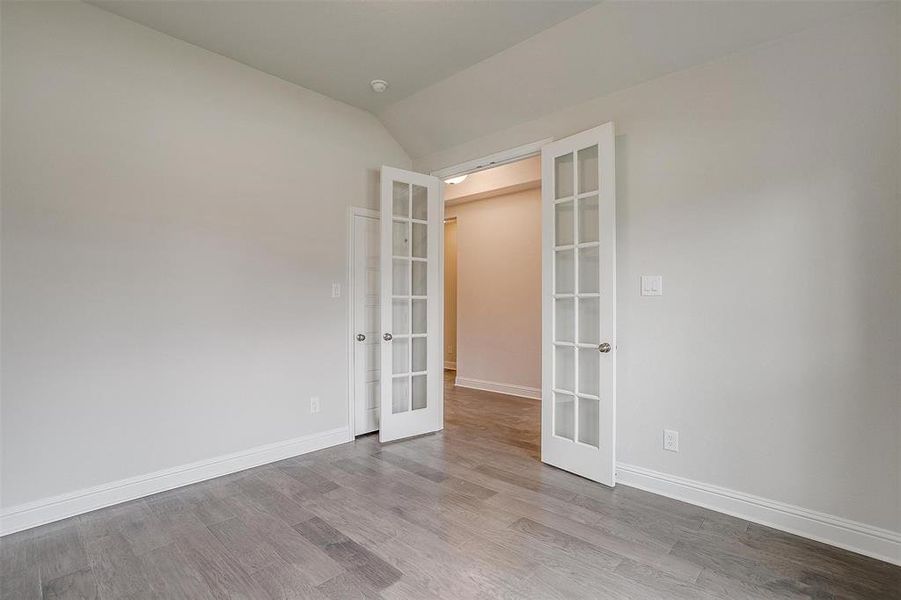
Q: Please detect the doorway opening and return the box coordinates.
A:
[350,123,616,485]
[442,156,543,456]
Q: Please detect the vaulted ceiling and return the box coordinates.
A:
[89,1,868,160]
[88,1,597,113]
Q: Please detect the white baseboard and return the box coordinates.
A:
[455,376,541,400]
[616,462,901,566]
[444,361,456,370]
[0,426,351,537]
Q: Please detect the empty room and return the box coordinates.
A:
[1,1,899,599]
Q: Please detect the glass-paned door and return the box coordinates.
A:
[541,123,616,486]
[379,166,443,443]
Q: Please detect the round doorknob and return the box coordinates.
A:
[356,333,366,342]
[383,333,393,341]
[598,343,612,353]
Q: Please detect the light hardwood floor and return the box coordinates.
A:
[1,371,898,599]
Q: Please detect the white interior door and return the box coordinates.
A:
[352,212,380,435]
[541,123,616,486]
[379,166,443,443]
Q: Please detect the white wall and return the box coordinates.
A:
[382,1,867,158]
[417,5,901,534]
[0,1,409,510]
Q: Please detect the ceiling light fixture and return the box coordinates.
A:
[370,79,388,93]
[445,175,468,185]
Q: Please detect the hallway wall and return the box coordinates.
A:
[444,220,458,369]
[445,188,541,396]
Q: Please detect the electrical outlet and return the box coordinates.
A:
[663,429,679,452]
[331,283,341,298]
[310,397,321,414]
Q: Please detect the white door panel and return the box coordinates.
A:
[541,123,616,486]
[353,214,380,435]
[379,166,443,443]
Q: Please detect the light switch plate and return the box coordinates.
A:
[331,283,341,298]
[641,275,663,296]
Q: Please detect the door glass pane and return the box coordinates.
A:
[578,246,599,293]
[393,220,410,256]
[393,182,410,218]
[412,337,426,372]
[578,196,599,243]
[555,200,573,246]
[412,299,427,334]
[578,348,599,397]
[555,345,574,392]
[578,396,600,447]
[577,297,599,344]
[555,250,574,294]
[392,338,409,374]
[392,376,409,414]
[555,153,574,199]
[412,261,427,295]
[393,259,410,295]
[392,299,409,334]
[412,223,427,258]
[555,298,574,343]
[554,393,575,440]
[412,185,428,220]
[412,374,427,410]
[578,145,598,194]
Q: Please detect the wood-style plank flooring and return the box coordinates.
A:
[2,371,898,599]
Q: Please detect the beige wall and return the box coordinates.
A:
[444,219,458,368]
[1,1,409,511]
[445,188,541,392]
[420,5,901,533]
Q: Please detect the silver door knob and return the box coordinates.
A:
[383,333,393,341]
[598,343,612,353]
[356,334,366,342]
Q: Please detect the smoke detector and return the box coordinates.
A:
[370,79,389,93]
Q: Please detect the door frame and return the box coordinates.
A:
[346,136,580,438]
[346,206,380,439]
[430,138,553,181]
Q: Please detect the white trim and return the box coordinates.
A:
[431,138,553,180]
[455,376,541,400]
[347,207,380,438]
[616,463,901,566]
[0,426,350,537]
[444,361,456,370]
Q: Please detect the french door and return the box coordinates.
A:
[541,123,617,486]
[379,166,443,443]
